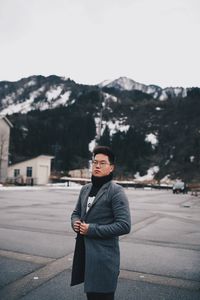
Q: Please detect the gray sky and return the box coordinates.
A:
[0,0,199,88]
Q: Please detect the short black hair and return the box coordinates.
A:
[93,146,115,164]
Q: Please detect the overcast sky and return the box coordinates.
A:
[0,0,199,88]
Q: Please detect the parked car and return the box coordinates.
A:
[172,181,187,194]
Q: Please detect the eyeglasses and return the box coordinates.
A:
[92,160,111,168]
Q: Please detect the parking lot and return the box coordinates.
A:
[0,186,200,299]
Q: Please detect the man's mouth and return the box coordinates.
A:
[94,170,101,174]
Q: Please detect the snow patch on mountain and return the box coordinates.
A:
[32,89,71,111]
[103,92,118,103]
[25,79,37,87]
[89,139,96,153]
[94,116,130,141]
[134,166,159,181]
[102,77,145,91]
[106,119,130,135]
[0,85,71,114]
[159,91,168,101]
[0,88,45,115]
[46,86,63,101]
[51,91,71,108]
[1,98,34,115]
[94,116,130,139]
[145,133,158,148]
[190,156,195,162]
[16,88,25,96]
[1,94,14,107]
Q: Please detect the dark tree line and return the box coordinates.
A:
[7,87,200,182]
[9,107,96,171]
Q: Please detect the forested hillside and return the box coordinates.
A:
[0,76,199,182]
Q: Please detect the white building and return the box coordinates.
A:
[8,155,54,185]
[0,116,13,183]
[68,168,90,179]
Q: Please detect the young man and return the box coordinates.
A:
[71,146,131,300]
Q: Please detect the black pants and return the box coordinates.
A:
[86,292,114,300]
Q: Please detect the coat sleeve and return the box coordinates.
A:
[87,185,131,238]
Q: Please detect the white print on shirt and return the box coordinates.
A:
[86,196,95,212]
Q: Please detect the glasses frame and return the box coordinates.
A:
[92,160,111,168]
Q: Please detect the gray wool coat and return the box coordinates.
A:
[71,180,131,293]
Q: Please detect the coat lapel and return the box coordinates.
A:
[84,181,111,218]
[81,184,92,219]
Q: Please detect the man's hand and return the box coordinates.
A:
[80,222,89,235]
[73,220,81,233]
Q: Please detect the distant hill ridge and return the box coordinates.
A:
[0,75,191,115]
[0,75,199,183]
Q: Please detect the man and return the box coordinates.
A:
[71,146,131,300]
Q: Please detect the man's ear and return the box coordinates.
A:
[110,164,114,172]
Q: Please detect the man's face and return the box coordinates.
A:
[92,153,114,177]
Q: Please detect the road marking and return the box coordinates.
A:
[0,249,55,264]
[0,224,74,236]
[120,215,161,242]
[0,249,199,300]
[130,215,161,234]
[119,269,200,291]
[125,238,200,252]
[0,253,74,300]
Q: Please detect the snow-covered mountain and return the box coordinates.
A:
[0,75,188,116]
[99,76,187,100]
[0,75,199,183]
[0,75,79,115]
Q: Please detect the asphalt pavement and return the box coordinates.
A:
[0,186,200,299]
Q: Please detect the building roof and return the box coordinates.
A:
[0,115,13,128]
[9,155,54,167]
